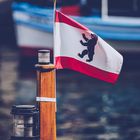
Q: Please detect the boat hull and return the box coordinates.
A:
[15,24,53,56]
[12,2,140,56]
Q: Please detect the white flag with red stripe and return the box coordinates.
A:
[54,10,123,83]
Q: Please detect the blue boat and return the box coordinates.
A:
[12,1,140,56]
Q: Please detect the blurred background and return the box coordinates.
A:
[0,0,140,140]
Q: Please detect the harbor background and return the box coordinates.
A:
[0,0,140,140]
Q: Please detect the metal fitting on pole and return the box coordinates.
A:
[38,50,50,65]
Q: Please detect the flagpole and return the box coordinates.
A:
[36,50,56,140]
[35,2,57,140]
[53,0,57,64]
[53,0,57,13]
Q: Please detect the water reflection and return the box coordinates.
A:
[0,47,140,140]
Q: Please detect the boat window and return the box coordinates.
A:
[108,0,140,17]
[80,0,101,16]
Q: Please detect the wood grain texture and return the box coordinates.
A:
[36,64,56,140]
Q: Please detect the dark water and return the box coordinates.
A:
[0,47,140,140]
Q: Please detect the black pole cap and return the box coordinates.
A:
[11,105,39,115]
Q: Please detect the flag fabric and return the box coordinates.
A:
[54,10,123,83]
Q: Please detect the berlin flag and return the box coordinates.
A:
[54,10,123,83]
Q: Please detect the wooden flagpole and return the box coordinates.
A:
[36,50,56,140]
[36,1,57,139]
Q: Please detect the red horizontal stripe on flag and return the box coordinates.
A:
[55,10,89,31]
[55,56,119,84]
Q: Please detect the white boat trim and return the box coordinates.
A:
[15,24,53,48]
